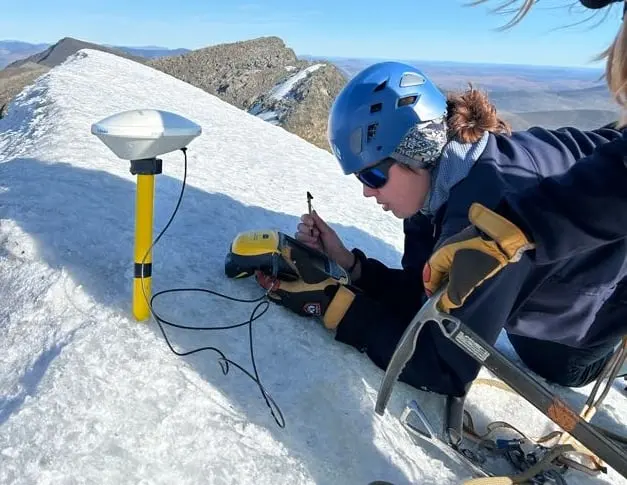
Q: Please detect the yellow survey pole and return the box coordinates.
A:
[90,109,200,322]
[129,158,162,321]
[133,174,156,320]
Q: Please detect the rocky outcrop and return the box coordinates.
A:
[148,36,348,152]
[148,36,311,110]
[0,62,49,117]
[248,63,347,151]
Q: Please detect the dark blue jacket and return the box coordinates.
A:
[334,125,627,397]
[497,131,627,263]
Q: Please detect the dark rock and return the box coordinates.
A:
[148,36,310,110]
[248,63,347,151]
[149,36,348,152]
[0,62,49,118]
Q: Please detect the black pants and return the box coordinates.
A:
[507,333,618,387]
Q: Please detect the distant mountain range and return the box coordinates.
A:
[303,55,608,93]
[303,55,618,131]
[0,36,346,151]
[0,40,51,68]
[0,37,621,148]
[0,39,189,68]
[3,38,148,69]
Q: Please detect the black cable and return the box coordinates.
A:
[138,147,285,428]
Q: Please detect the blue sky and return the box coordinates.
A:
[2,0,624,67]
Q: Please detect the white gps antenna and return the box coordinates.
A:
[91,109,201,160]
[91,109,202,321]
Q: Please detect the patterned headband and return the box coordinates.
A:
[392,116,448,170]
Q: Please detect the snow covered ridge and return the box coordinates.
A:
[269,63,325,101]
[248,62,347,151]
[249,64,325,124]
[0,49,624,485]
[144,35,346,152]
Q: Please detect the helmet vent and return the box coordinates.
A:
[367,123,378,142]
[398,95,418,107]
[349,128,363,154]
[400,72,426,87]
[373,80,387,92]
[370,103,382,113]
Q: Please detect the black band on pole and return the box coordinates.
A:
[134,263,152,278]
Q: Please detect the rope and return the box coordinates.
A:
[457,341,627,485]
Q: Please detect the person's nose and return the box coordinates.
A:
[363,185,377,198]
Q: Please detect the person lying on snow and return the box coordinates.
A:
[256,61,627,398]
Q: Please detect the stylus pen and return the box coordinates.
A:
[307,192,314,236]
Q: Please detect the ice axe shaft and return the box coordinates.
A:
[375,286,627,478]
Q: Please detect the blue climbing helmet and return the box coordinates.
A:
[327,61,448,175]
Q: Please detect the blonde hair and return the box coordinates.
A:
[469,0,627,126]
[469,0,538,30]
[600,16,627,125]
[446,84,512,143]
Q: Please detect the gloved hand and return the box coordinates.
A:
[423,202,535,312]
[256,271,356,329]
[295,210,355,271]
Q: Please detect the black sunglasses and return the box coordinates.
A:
[356,158,396,189]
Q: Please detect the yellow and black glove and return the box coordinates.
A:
[423,202,535,312]
[256,271,356,329]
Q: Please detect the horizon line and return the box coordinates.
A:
[1,36,607,72]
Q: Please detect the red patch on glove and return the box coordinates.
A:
[255,271,279,291]
[422,263,432,297]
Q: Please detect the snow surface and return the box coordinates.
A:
[254,109,280,125]
[269,63,325,101]
[0,49,624,485]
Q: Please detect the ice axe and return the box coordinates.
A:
[375,285,627,479]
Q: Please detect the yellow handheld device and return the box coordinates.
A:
[224,230,350,285]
